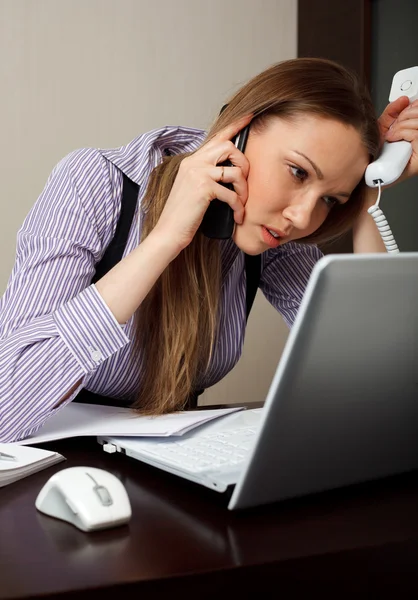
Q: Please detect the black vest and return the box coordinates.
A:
[75,173,261,409]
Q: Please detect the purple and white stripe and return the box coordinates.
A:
[0,126,322,442]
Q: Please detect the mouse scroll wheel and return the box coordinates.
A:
[94,485,113,506]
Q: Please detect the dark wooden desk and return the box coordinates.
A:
[1,425,418,599]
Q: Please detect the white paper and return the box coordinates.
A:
[17,403,244,445]
[0,443,65,487]
[0,443,59,469]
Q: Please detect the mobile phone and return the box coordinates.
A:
[198,124,250,239]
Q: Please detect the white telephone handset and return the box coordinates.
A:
[365,66,418,253]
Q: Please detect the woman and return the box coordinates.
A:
[0,57,416,442]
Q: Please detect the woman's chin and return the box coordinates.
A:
[232,223,264,256]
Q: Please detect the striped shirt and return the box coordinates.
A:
[0,125,323,442]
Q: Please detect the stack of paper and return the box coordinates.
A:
[2,404,243,487]
[17,403,244,445]
[0,444,65,488]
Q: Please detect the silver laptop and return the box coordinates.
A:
[98,253,418,510]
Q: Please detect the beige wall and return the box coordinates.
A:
[0,0,295,405]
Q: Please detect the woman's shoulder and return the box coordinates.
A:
[49,125,207,188]
[20,146,119,254]
[98,125,207,184]
[51,146,108,178]
[28,126,207,251]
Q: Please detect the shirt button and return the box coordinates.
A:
[89,347,103,363]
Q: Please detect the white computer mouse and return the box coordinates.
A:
[35,466,132,532]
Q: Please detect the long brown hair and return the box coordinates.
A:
[133,57,381,414]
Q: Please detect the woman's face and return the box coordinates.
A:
[233,114,370,254]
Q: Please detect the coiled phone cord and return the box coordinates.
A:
[367,180,400,254]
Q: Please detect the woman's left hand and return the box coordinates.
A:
[379,95,418,183]
[355,96,418,253]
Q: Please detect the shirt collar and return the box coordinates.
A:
[98,125,207,186]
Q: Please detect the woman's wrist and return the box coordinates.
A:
[352,187,385,253]
[94,227,182,325]
[145,226,184,263]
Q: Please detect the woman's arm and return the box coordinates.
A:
[352,187,386,253]
[0,149,132,442]
[94,229,179,325]
[54,230,179,408]
[352,97,404,254]
[0,116,252,442]
[353,96,418,254]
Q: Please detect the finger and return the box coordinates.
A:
[202,139,251,179]
[394,99,418,124]
[210,181,246,224]
[379,96,410,132]
[386,120,418,141]
[220,148,251,180]
[216,113,253,143]
[213,165,249,205]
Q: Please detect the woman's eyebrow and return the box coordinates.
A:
[293,150,324,179]
[293,150,351,197]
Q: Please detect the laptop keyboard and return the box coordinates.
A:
[132,425,258,473]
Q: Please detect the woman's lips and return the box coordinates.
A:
[261,225,282,248]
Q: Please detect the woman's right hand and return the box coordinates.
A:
[152,113,252,254]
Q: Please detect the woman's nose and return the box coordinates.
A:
[282,194,317,231]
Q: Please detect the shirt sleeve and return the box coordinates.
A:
[0,148,130,442]
[259,242,323,327]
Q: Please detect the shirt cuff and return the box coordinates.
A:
[53,284,130,372]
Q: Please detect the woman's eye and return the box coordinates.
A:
[289,166,340,208]
[290,166,308,181]
[323,196,338,208]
